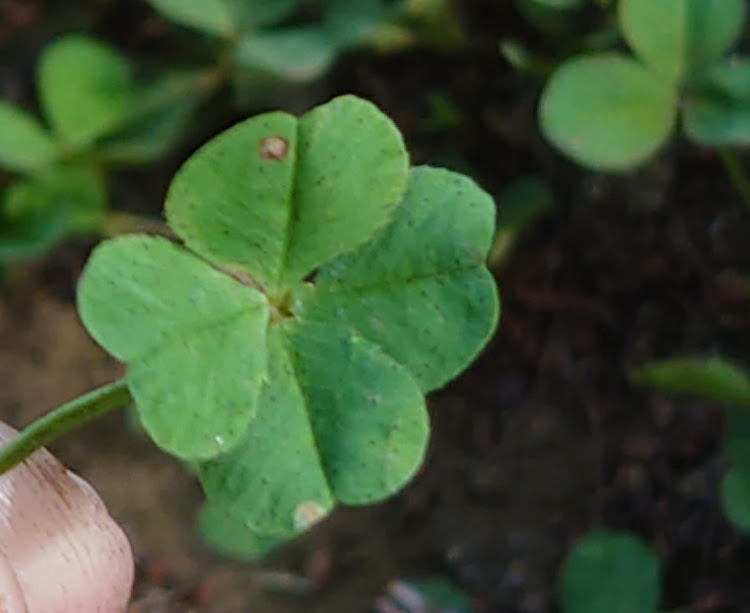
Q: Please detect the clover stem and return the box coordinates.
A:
[101,212,174,238]
[717,148,750,214]
[0,378,131,475]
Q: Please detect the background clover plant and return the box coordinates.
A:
[145,0,461,89]
[559,530,662,613]
[0,94,499,553]
[632,357,750,536]
[538,0,750,172]
[0,3,465,272]
[511,0,596,42]
[0,33,209,267]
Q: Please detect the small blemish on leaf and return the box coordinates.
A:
[293,501,327,531]
[259,136,289,160]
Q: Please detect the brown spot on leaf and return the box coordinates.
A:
[259,136,289,161]
[293,501,327,530]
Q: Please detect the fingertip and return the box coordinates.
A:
[0,553,28,613]
[0,422,134,612]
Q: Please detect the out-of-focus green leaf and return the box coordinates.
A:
[631,356,750,410]
[560,530,660,613]
[721,466,750,533]
[234,28,338,82]
[405,577,471,613]
[724,413,750,473]
[496,175,553,231]
[0,101,57,173]
[0,164,106,262]
[324,0,385,48]
[147,0,302,36]
[516,0,583,37]
[95,70,210,164]
[539,53,676,171]
[0,201,69,263]
[499,39,555,77]
[391,0,463,49]
[146,0,235,37]
[528,0,583,8]
[489,175,552,267]
[618,0,746,83]
[225,0,299,30]
[683,58,750,146]
[38,34,134,147]
[722,414,750,533]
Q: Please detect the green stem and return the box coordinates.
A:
[100,211,174,238]
[718,147,750,213]
[0,379,131,475]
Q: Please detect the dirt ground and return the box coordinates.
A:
[3,1,750,612]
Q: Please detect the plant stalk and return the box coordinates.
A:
[100,212,174,238]
[0,379,131,475]
[717,148,750,213]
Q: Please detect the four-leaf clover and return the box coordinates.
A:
[78,95,499,538]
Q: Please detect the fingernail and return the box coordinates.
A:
[0,422,134,612]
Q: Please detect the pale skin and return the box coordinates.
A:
[0,422,134,612]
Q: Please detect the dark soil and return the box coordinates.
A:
[3,1,750,611]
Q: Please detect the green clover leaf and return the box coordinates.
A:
[0,101,57,173]
[145,0,236,37]
[0,163,106,263]
[78,94,499,541]
[721,413,750,534]
[298,165,499,392]
[38,34,134,147]
[560,530,661,613]
[630,355,750,410]
[145,0,298,38]
[538,0,750,170]
[619,0,746,84]
[199,321,428,536]
[721,467,750,533]
[683,59,750,146]
[78,235,270,459]
[199,164,497,538]
[95,70,210,164]
[0,34,204,176]
[233,28,338,82]
[165,94,409,295]
[223,0,299,30]
[720,414,750,534]
[539,53,677,171]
